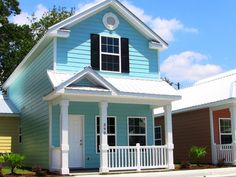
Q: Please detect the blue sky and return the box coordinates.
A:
[12,0,236,87]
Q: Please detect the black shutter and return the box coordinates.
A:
[121,38,129,73]
[91,34,100,70]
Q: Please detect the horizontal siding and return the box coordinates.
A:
[0,117,20,153]
[52,102,153,168]
[56,7,159,79]
[8,41,54,168]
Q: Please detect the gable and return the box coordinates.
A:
[56,7,160,79]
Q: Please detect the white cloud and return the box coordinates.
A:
[161,51,223,82]
[76,0,197,42]
[12,4,48,25]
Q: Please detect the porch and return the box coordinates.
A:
[49,101,174,174]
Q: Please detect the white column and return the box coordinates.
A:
[209,109,217,164]
[99,102,109,173]
[49,103,52,171]
[164,104,174,169]
[230,104,236,165]
[60,100,70,174]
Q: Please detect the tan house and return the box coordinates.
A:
[0,95,20,153]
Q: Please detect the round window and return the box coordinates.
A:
[103,12,119,30]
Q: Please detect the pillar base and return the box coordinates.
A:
[168,164,175,169]
[60,168,70,175]
[99,167,109,174]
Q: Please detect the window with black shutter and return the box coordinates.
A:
[90,34,129,73]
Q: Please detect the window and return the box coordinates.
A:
[219,118,232,144]
[90,34,129,73]
[96,116,116,152]
[19,127,22,144]
[154,125,162,145]
[128,117,146,146]
[101,36,120,72]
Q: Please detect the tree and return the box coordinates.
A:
[0,6,75,91]
[30,6,75,41]
[0,0,21,25]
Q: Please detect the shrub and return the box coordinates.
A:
[180,160,191,169]
[3,153,25,174]
[189,146,207,166]
[217,158,225,167]
[0,155,5,177]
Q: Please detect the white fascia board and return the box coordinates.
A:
[154,98,236,117]
[55,67,119,94]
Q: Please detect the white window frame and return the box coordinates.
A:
[99,35,121,73]
[154,125,162,145]
[95,116,116,153]
[127,116,147,146]
[219,118,232,144]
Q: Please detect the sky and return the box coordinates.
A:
[10,0,236,88]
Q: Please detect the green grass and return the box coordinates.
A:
[2,167,35,175]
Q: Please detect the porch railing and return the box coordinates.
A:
[215,144,232,163]
[107,144,168,171]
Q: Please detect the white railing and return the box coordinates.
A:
[107,144,168,171]
[215,144,232,163]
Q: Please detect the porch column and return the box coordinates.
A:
[230,104,236,165]
[99,102,109,173]
[164,104,174,169]
[60,100,70,174]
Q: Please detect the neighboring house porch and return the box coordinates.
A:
[44,67,180,174]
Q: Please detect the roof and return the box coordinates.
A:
[45,67,181,105]
[0,95,19,117]
[154,69,236,115]
[3,0,167,89]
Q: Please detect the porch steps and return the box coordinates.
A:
[71,167,236,177]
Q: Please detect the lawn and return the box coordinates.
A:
[2,167,35,176]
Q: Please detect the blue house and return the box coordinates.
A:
[2,0,180,174]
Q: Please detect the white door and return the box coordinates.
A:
[68,115,83,168]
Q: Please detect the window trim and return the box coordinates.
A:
[95,116,117,153]
[219,118,232,144]
[99,35,121,73]
[154,125,162,145]
[127,116,147,146]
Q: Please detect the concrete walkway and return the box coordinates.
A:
[72,167,236,177]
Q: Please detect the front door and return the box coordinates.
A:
[68,115,83,168]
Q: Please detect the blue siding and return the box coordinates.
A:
[52,102,154,168]
[8,41,54,168]
[56,7,159,79]
[52,105,60,147]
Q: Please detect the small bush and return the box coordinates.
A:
[180,160,191,169]
[189,146,207,166]
[217,158,225,167]
[3,153,25,174]
[0,155,5,177]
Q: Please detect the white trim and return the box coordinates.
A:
[219,118,232,144]
[53,38,57,71]
[99,35,121,73]
[49,103,52,170]
[103,12,119,30]
[127,116,147,146]
[95,116,116,154]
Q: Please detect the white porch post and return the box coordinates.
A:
[164,104,174,169]
[60,100,70,174]
[230,104,236,165]
[99,102,109,173]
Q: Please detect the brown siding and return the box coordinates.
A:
[155,108,212,164]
